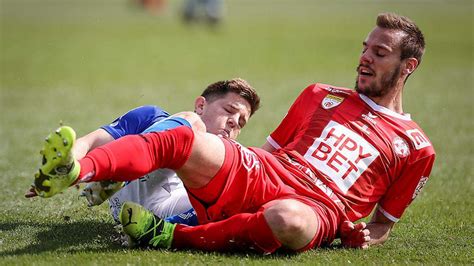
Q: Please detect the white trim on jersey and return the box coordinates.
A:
[359,94,412,121]
[266,136,282,149]
[378,206,400,222]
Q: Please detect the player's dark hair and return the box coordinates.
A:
[377,13,425,65]
[201,78,261,116]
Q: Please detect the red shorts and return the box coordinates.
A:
[186,138,342,248]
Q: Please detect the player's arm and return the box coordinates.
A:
[171,111,206,133]
[366,208,395,245]
[76,105,170,159]
[261,141,277,152]
[73,129,114,160]
[340,207,394,248]
[25,128,115,198]
[369,147,435,246]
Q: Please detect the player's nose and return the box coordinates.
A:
[227,117,237,129]
[360,50,373,65]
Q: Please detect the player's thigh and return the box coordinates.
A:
[155,185,192,217]
[177,131,225,188]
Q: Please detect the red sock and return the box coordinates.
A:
[77,126,194,182]
[172,211,282,254]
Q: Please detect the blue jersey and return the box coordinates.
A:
[101,105,170,139]
[102,106,198,226]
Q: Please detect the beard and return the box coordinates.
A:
[355,64,401,98]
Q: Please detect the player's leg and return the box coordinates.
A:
[150,178,193,218]
[120,198,334,253]
[263,199,319,250]
[33,126,80,197]
[173,198,337,252]
[33,125,224,197]
[108,170,192,222]
[119,201,281,253]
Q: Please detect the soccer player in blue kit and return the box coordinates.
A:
[26,78,260,226]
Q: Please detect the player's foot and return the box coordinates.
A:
[33,126,80,198]
[119,201,175,249]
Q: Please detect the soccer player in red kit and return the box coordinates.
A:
[31,13,435,254]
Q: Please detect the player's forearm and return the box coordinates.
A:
[366,222,392,246]
[73,137,92,160]
[73,129,114,160]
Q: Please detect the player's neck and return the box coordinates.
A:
[368,86,404,114]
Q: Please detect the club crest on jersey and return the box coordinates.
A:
[322,94,344,110]
[392,136,410,158]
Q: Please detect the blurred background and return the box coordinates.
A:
[0,0,472,263]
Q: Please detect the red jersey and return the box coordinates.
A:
[267,83,436,222]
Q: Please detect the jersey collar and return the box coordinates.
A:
[358,94,412,121]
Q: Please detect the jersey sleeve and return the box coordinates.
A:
[267,84,320,149]
[101,105,170,139]
[378,152,435,222]
[142,117,191,133]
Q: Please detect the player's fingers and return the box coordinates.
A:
[362,229,370,236]
[364,236,371,242]
[361,243,369,250]
[25,187,38,198]
[340,220,354,233]
[353,222,366,231]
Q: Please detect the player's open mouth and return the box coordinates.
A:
[358,65,374,76]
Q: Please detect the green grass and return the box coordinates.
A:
[1,0,473,264]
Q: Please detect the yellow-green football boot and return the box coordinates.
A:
[33,126,80,198]
[119,201,176,249]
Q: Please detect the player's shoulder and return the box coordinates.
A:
[303,83,354,97]
[402,122,436,157]
[124,105,170,122]
[130,105,169,115]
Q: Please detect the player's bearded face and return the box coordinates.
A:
[354,27,405,98]
[355,63,402,97]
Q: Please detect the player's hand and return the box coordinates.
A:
[80,181,124,207]
[340,220,371,249]
[25,184,80,198]
[25,185,38,198]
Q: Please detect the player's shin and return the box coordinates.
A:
[172,211,282,254]
[77,126,195,183]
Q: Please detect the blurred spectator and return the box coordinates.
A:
[133,0,167,15]
[183,0,224,25]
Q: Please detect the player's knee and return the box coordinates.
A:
[263,200,317,250]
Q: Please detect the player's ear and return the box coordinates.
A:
[402,57,418,75]
[194,96,206,115]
